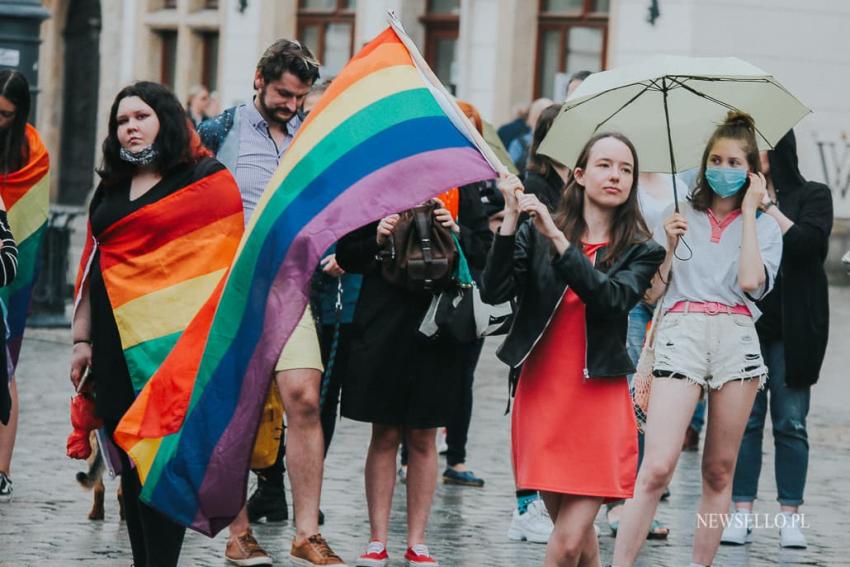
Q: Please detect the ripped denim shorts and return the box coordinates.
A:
[652,311,767,390]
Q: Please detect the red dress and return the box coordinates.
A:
[512,242,638,500]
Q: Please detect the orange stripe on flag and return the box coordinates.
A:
[102,213,242,308]
[299,37,412,132]
[98,169,243,272]
[2,125,49,210]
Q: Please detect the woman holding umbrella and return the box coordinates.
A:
[612,112,783,567]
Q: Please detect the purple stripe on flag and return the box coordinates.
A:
[193,148,495,529]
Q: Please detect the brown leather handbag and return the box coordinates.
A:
[380,201,456,293]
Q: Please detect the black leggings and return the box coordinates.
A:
[106,420,186,567]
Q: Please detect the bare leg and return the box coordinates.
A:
[276,368,324,541]
[365,424,403,544]
[578,521,601,567]
[542,492,603,567]
[0,378,19,475]
[692,379,761,566]
[228,506,251,537]
[613,378,701,566]
[405,428,438,547]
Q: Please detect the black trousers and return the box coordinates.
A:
[445,338,485,466]
[319,323,349,455]
[106,420,185,567]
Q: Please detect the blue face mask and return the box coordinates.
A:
[705,167,748,198]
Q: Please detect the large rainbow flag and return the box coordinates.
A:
[0,124,49,370]
[114,17,500,535]
[73,165,244,394]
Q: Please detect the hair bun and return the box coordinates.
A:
[723,111,756,131]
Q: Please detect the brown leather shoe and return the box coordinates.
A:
[682,426,700,452]
[290,533,348,566]
[225,527,272,566]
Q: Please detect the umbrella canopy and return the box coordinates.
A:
[539,55,810,175]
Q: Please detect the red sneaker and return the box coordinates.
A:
[355,541,388,567]
[404,545,439,567]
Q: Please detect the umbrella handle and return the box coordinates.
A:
[662,77,680,214]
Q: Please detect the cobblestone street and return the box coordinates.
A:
[1,287,848,567]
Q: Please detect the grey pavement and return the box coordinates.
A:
[2,287,850,566]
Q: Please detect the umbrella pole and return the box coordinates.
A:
[661,77,680,213]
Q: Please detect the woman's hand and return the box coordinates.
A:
[433,200,460,234]
[742,172,767,215]
[498,172,524,217]
[376,214,400,246]
[663,212,688,250]
[70,342,92,390]
[518,193,564,243]
[320,254,345,277]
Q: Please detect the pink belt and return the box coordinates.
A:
[668,301,751,316]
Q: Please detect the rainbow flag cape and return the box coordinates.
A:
[0,124,49,369]
[114,17,500,535]
[73,166,244,394]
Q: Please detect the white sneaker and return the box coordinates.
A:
[720,510,753,545]
[436,428,448,455]
[507,499,553,544]
[0,472,11,503]
[779,512,807,549]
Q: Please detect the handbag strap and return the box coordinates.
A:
[413,206,436,290]
[451,233,474,288]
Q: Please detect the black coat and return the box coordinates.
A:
[335,184,493,411]
[756,131,833,388]
[481,221,665,377]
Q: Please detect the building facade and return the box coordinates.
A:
[33,0,850,265]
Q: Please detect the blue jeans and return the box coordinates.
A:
[627,303,705,437]
[732,340,810,506]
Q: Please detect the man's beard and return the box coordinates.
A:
[258,88,295,127]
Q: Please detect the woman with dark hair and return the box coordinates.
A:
[612,112,783,567]
[337,124,492,566]
[482,133,665,566]
[523,103,567,211]
[721,130,832,549]
[0,69,48,503]
[69,81,244,566]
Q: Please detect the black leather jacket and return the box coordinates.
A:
[481,222,665,378]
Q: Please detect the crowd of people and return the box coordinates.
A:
[0,32,839,567]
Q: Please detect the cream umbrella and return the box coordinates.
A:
[538,55,810,210]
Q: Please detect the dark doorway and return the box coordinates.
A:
[58,0,101,205]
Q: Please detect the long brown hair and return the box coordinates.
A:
[0,69,30,174]
[552,132,651,265]
[690,111,761,212]
[525,103,563,178]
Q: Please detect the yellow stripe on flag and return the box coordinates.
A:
[113,269,226,349]
[7,174,49,243]
[127,437,163,484]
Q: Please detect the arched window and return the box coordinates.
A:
[422,0,460,94]
[535,0,608,100]
[297,0,357,78]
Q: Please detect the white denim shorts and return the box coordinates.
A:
[652,311,767,390]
